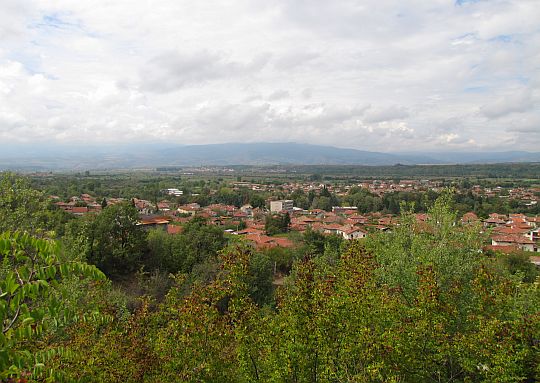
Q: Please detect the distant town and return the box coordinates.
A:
[47,174,539,255]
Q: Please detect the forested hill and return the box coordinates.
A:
[283,162,540,179]
[1,142,540,169]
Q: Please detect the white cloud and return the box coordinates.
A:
[480,89,534,119]
[363,105,409,123]
[0,0,539,151]
[505,114,540,133]
[267,89,289,101]
[137,50,271,93]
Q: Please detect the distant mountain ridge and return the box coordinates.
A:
[0,142,539,170]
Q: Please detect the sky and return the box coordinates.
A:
[0,0,539,152]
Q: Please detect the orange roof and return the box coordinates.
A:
[462,212,479,222]
[344,227,368,235]
[139,216,171,225]
[323,223,345,231]
[167,225,183,235]
[243,234,296,249]
[349,214,367,220]
[492,235,534,245]
[272,237,295,248]
[484,217,506,224]
[415,213,428,222]
[493,226,530,235]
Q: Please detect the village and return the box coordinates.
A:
[50,179,540,256]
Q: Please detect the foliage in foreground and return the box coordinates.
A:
[0,232,105,381]
[49,238,540,382]
[2,173,540,382]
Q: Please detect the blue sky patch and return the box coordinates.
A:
[455,0,480,6]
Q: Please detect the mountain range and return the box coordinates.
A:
[1,142,539,170]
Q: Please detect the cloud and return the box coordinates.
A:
[363,105,409,123]
[274,51,319,70]
[480,89,534,119]
[0,0,539,152]
[140,50,268,93]
[301,88,313,99]
[505,114,540,133]
[267,89,289,101]
[0,1,33,40]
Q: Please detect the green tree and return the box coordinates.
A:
[265,213,290,235]
[0,172,67,236]
[65,203,147,278]
[248,194,266,209]
[0,232,105,380]
[248,251,274,307]
[146,218,227,274]
[302,227,326,255]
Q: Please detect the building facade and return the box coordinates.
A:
[270,199,294,213]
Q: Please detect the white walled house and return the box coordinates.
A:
[270,200,294,213]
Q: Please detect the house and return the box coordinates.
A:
[415,213,429,223]
[530,256,540,267]
[87,203,102,213]
[332,206,358,215]
[270,200,294,213]
[342,227,368,240]
[347,214,368,224]
[138,216,170,231]
[207,204,236,216]
[55,201,73,212]
[233,211,248,219]
[177,203,201,216]
[157,200,172,212]
[133,198,154,215]
[71,206,88,216]
[167,225,183,235]
[378,216,396,226]
[321,224,368,240]
[483,217,507,227]
[491,235,536,252]
[322,224,345,235]
[81,194,95,204]
[240,204,253,216]
[493,226,531,236]
[528,228,540,242]
[165,188,183,196]
[461,212,479,224]
[243,234,295,249]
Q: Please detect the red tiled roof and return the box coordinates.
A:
[167,225,183,235]
[491,235,534,245]
[323,223,344,231]
[139,216,170,225]
[484,217,506,225]
[462,212,479,222]
[272,237,295,248]
[493,226,530,235]
[415,214,428,222]
[349,214,367,221]
[345,226,368,234]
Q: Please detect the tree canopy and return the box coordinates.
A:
[2,175,540,382]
